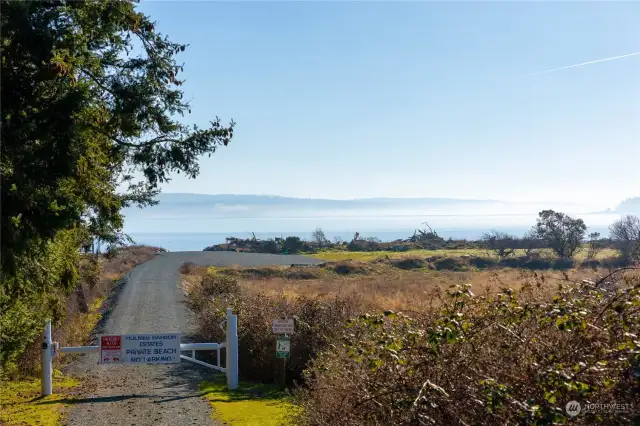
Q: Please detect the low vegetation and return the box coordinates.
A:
[200,378,299,426]
[0,376,80,426]
[310,247,620,264]
[203,212,640,268]
[182,251,639,425]
[298,273,640,425]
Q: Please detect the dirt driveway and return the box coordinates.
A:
[65,251,322,426]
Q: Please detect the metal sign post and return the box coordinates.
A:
[276,335,290,389]
[273,318,294,389]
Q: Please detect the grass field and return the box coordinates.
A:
[308,247,620,262]
[185,257,623,313]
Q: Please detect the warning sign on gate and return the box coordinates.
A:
[100,335,121,364]
[99,333,181,364]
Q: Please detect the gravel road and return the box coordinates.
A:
[65,251,323,426]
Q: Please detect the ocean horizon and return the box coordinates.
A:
[120,195,625,251]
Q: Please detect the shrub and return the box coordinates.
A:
[469,256,498,269]
[609,215,640,262]
[285,269,321,280]
[391,257,427,270]
[0,229,81,378]
[179,262,197,275]
[187,276,359,384]
[552,258,576,270]
[298,273,640,425]
[533,210,587,258]
[433,257,468,271]
[482,229,517,259]
[199,275,240,298]
[324,262,370,275]
[283,236,305,253]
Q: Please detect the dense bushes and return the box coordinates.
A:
[204,235,315,254]
[183,262,639,425]
[383,255,627,272]
[298,274,640,425]
[0,229,82,378]
[186,274,359,384]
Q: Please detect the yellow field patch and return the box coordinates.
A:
[310,248,485,262]
[200,379,300,426]
[0,376,79,426]
[309,247,619,262]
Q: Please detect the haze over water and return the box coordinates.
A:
[123,194,621,251]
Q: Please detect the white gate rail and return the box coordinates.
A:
[41,307,238,396]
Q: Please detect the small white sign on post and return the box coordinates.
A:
[272,319,294,335]
[276,337,291,359]
[99,333,181,364]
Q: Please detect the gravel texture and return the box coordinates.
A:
[65,251,323,426]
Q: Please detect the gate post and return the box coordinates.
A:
[225,308,238,390]
[41,320,53,396]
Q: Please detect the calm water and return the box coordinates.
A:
[120,195,624,251]
[122,201,621,252]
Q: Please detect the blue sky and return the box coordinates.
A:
[136,1,639,207]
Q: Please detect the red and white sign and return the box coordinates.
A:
[100,335,122,364]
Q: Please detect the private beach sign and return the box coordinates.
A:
[100,333,181,364]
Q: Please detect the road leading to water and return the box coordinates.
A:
[66,251,323,426]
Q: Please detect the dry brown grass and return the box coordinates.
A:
[182,257,640,425]
[100,245,163,281]
[180,259,638,389]
[63,245,162,340]
[185,263,610,313]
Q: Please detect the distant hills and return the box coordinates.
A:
[150,193,500,210]
[615,197,640,214]
[121,193,630,235]
[122,193,638,220]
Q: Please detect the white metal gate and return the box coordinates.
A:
[41,308,238,396]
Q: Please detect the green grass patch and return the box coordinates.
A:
[0,376,79,426]
[309,247,620,263]
[310,248,484,262]
[200,378,300,426]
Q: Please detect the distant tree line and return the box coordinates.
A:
[481,210,639,263]
[204,210,640,264]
